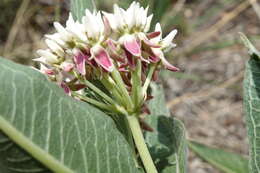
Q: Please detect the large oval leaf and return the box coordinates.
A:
[0,57,139,173]
[189,141,249,173]
[145,84,187,173]
[242,33,260,173]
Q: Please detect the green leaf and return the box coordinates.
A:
[189,141,249,173]
[145,84,187,173]
[70,0,96,20]
[242,34,260,173]
[0,57,140,173]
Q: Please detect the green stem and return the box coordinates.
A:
[127,115,158,173]
[131,59,142,110]
[72,92,114,111]
[122,116,140,167]
[101,76,126,107]
[82,79,115,105]
[111,69,134,111]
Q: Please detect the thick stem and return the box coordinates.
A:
[127,115,158,173]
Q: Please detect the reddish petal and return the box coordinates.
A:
[152,48,179,71]
[106,39,117,51]
[148,55,160,63]
[70,84,86,91]
[62,63,74,72]
[143,38,161,48]
[124,49,136,69]
[74,51,88,75]
[152,69,159,81]
[141,104,151,115]
[161,56,179,72]
[60,82,71,95]
[106,39,125,63]
[44,69,55,75]
[147,31,161,39]
[139,56,150,64]
[139,119,154,132]
[123,35,141,57]
[91,45,114,72]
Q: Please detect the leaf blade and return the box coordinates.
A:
[70,0,96,19]
[0,57,139,173]
[145,84,187,173]
[242,33,260,173]
[189,141,249,173]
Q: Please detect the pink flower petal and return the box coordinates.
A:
[61,62,74,72]
[143,39,161,48]
[151,48,179,71]
[124,49,136,69]
[60,82,71,95]
[149,55,160,63]
[106,39,117,51]
[74,51,88,75]
[123,35,141,57]
[147,31,161,39]
[139,56,150,64]
[44,69,55,75]
[91,45,114,72]
[161,55,179,72]
[106,39,126,63]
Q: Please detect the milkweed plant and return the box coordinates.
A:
[34,2,178,173]
[0,1,259,173]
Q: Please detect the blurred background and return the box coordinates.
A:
[0,0,259,172]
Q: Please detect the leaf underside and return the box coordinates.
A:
[145,84,187,173]
[0,57,139,173]
[189,141,249,173]
[242,33,260,173]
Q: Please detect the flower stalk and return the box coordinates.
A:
[127,114,158,173]
[111,69,134,111]
[131,59,142,111]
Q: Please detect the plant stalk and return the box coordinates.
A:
[127,115,158,173]
[131,59,142,110]
[111,69,134,111]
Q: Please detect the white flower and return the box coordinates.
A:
[151,23,177,51]
[150,23,179,71]
[36,49,59,64]
[45,39,64,57]
[66,13,88,42]
[53,22,74,42]
[103,2,153,33]
[82,10,105,41]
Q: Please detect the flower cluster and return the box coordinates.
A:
[35,2,179,115]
